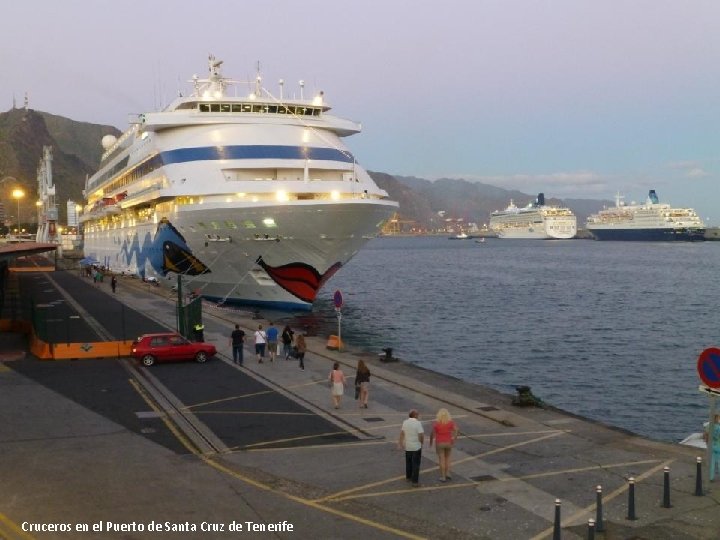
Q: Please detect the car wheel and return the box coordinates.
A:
[141,354,155,367]
[195,351,208,363]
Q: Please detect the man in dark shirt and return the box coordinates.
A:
[229,324,245,366]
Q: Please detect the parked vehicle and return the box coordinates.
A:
[131,332,216,366]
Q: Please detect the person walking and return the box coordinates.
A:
[111,275,117,293]
[706,413,720,481]
[354,360,371,408]
[295,333,307,370]
[254,324,267,363]
[429,408,459,482]
[281,325,294,360]
[266,322,279,362]
[398,409,424,487]
[229,324,245,366]
[328,361,346,409]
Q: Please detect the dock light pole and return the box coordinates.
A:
[12,187,24,230]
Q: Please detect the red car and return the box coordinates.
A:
[131,332,216,366]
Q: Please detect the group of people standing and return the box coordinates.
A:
[229,320,460,487]
[229,322,306,369]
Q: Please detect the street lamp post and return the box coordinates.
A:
[12,188,25,231]
[1,176,21,230]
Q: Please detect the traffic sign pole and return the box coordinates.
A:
[333,290,343,351]
[697,348,720,480]
[336,307,342,351]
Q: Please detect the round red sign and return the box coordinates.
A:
[697,347,720,389]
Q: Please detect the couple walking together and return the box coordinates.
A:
[398,408,459,486]
[327,360,370,409]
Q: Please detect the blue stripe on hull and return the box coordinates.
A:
[202,295,312,312]
[589,228,706,241]
[160,145,354,165]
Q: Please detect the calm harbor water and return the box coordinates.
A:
[284,236,719,444]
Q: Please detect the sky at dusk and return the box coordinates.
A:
[2,1,719,221]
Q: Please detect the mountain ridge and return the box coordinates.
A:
[0,107,608,231]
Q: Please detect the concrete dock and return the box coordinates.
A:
[0,266,719,539]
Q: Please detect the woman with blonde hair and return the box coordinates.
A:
[429,408,459,482]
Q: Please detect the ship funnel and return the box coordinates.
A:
[648,190,659,204]
[536,193,545,206]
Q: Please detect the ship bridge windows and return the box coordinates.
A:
[197,102,322,117]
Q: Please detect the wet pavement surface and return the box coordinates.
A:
[0,263,719,539]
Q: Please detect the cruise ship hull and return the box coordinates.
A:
[84,200,394,310]
[80,56,398,310]
[585,190,705,242]
[492,218,577,239]
[489,194,577,240]
[496,226,575,240]
[588,227,706,241]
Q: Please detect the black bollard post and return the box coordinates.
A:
[595,485,605,532]
[626,477,637,520]
[695,457,704,496]
[587,518,595,540]
[552,498,561,540]
[662,466,672,508]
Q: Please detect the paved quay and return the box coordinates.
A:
[1,268,719,539]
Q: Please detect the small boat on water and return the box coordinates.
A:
[449,232,471,240]
[679,422,709,449]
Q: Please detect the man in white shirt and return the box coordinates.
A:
[398,409,424,486]
[254,324,267,364]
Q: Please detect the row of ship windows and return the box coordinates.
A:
[197,103,321,116]
[88,154,163,194]
[84,217,277,234]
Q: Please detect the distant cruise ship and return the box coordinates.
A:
[585,190,705,241]
[489,193,577,239]
[80,56,397,310]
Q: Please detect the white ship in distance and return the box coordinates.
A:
[585,190,705,241]
[489,193,577,239]
[81,56,398,310]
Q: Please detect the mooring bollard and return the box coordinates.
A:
[587,518,595,540]
[626,477,637,520]
[552,498,561,540]
[662,466,672,508]
[595,485,605,532]
[695,457,704,496]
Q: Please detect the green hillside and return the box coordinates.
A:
[0,107,119,228]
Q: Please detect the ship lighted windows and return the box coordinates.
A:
[262,218,277,228]
[197,103,321,116]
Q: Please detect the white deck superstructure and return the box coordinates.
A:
[489,193,577,239]
[81,56,397,310]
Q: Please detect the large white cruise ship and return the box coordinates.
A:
[489,193,577,239]
[586,190,705,241]
[81,56,397,310]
